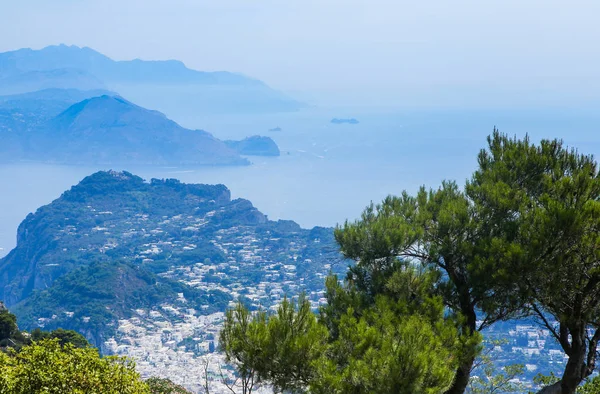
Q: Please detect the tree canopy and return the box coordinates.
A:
[220,295,329,393]
[334,180,513,393]
[30,327,89,349]
[0,305,182,394]
[221,266,462,393]
[314,269,460,394]
[0,307,21,347]
[467,132,600,394]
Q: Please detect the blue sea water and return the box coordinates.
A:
[0,107,599,258]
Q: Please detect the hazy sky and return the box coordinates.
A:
[1,0,599,108]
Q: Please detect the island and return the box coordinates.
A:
[268,126,282,132]
[330,118,359,125]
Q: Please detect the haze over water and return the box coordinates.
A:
[1,106,598,258]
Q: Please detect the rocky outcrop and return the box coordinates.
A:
[225,135,280,156]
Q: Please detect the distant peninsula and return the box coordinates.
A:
[225,135,280,156]
[331,118,359,125]
[0,91,249,166]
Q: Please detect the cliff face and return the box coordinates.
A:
[0,214,60,306]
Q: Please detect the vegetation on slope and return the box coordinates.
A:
[13,260,230,347]
[0,304,193,393]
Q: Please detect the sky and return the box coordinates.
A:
[1,0,600,108]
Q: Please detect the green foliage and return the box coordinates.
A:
[0,338,149,393]
[533,372,560,387]
[531,373,600,394]
[220,295,328,393]
[262,295,328,392]
[469,341,527,394]
[0,309,19,342]
[577,376,600,394]
[0,308,27,350]
[145,377,191,394]
[469,363,526,394]
[333,180,511,392]
[313,296,458,394]
[329,130,600,393]
[14,260,230,345]
[220,302,269,393]
[222,266,461,394]
[315,265,462,394]
[334,180,521,327]
[30,328,89,348]
[468,130,600,392]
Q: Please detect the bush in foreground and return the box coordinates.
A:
[0,338,149,393]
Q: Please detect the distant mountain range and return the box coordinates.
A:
[0,45,291,164]
[0,44,305,114]
[0,171,342,351]
[0,44,256,85]
[0,89,281,165]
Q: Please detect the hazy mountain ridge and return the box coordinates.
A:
[0,45,305,113]
[0,67,107,95]
[0,44,260,85]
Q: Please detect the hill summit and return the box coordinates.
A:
[1,93,252,165]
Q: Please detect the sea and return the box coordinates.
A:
[1,106,599,258]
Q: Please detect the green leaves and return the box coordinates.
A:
[263,295,328,392]
[220,296,328,393]
[468,130,600,393]
[221,265,461,394]
[313,295,459,394]
[145,377,191,394]
[220,301,269,392]
[30,328,89,349]
[469,340,527,394]
[0,339,149,394]
[0,309,19,343]
[334,176,500,393]
[469,362,526,394]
